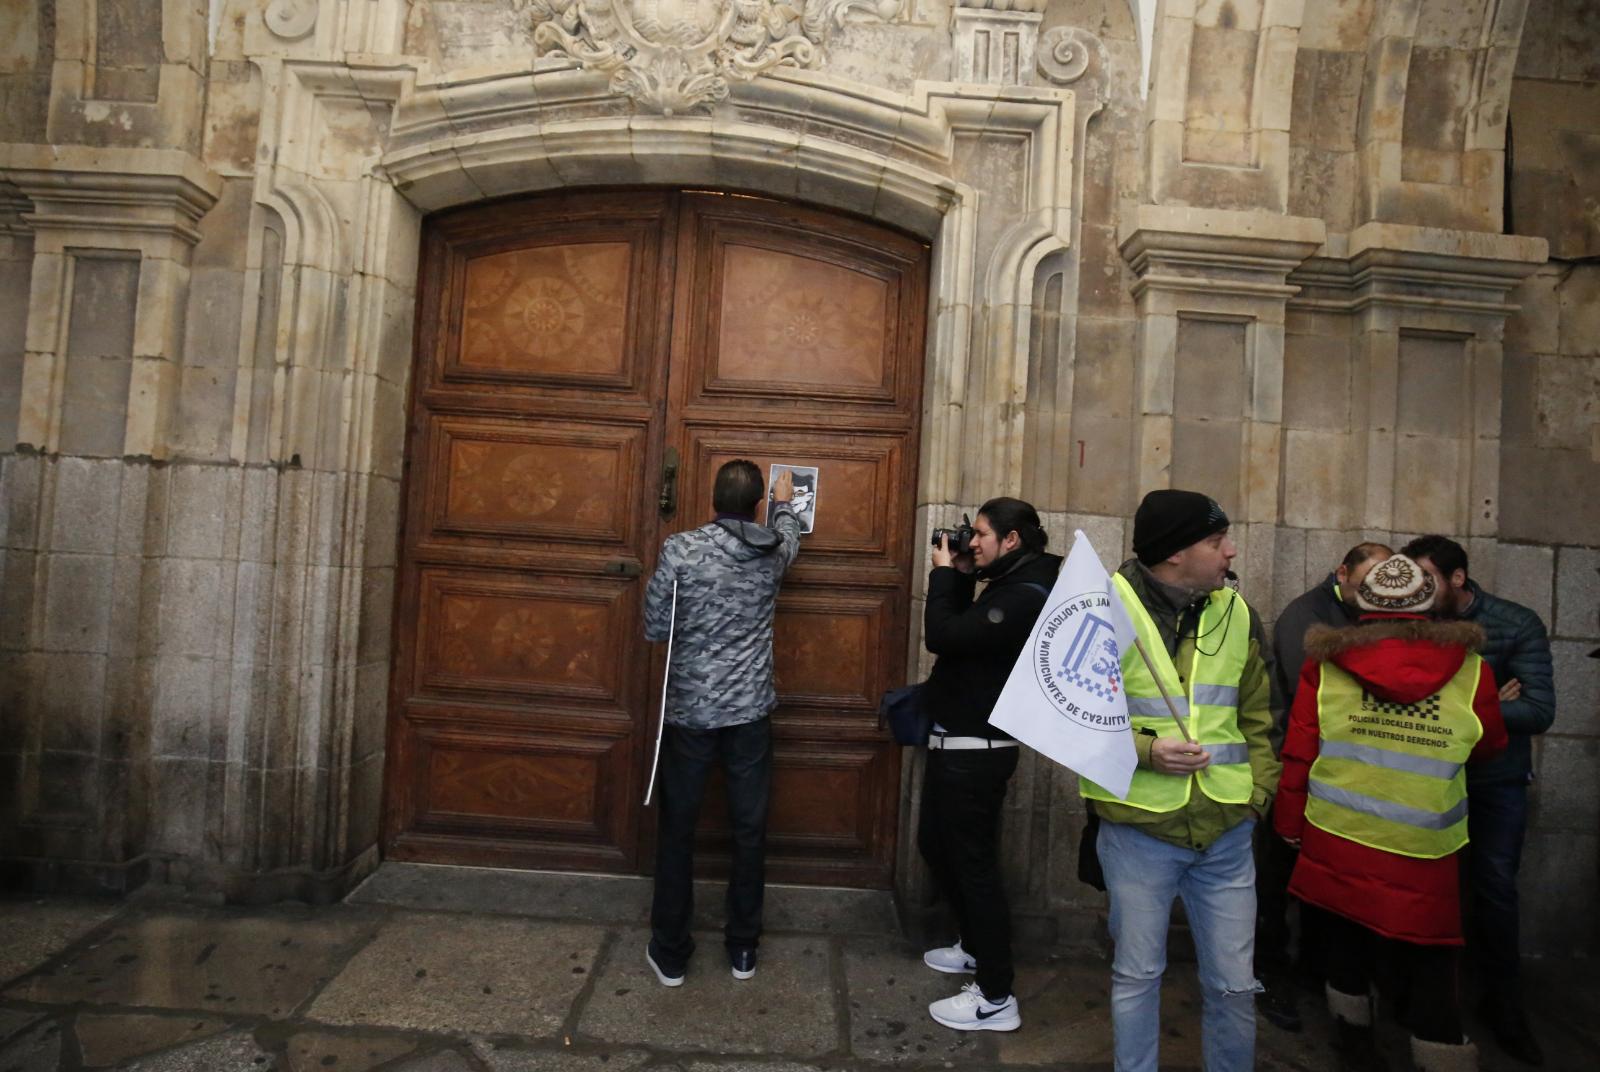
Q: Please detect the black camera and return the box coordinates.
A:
[931,514,976,555]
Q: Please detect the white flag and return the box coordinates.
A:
[989,530,1138,798]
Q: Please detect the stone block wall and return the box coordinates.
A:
[1495,0,1600,955]
[0,0,1596,958]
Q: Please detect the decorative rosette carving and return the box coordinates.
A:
[523,0,903,115]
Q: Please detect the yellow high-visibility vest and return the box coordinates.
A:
[1305,657,1483,859]
[1081,573,1254,811]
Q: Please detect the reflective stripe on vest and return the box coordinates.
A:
[1304,656,1484,859]
[1308,781,1470,831]
[1319,740,1463,781]
[1080,573,1254,811]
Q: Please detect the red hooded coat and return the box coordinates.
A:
[1273,615,1507,945]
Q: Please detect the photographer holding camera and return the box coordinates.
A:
[918,497,1060,1032]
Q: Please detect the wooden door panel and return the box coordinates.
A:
[413,569,635,710]
[687,434,913,563]
[678,199,923,409]
[695,740,898,884]
[401,726,634,870]
[427,416,645,546]
[438,199,673,397]
[772,588,893,717]
[712,243,893,392]
[457,242,633,380]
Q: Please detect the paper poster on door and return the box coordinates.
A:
[768,464,819,534]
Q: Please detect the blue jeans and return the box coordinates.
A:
[1466,779,1528,986]
[1098,817,1261,1072]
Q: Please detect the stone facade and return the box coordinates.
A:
[0,0,1596,953]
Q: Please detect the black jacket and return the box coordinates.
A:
[1272,573,1362,715]
[1457,580,1555,787]
[923,550,1063,738]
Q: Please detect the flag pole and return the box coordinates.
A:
[1130,633,1196,744]
[643,579,678,806]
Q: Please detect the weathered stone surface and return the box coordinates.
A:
[473,1044,650,1072]
[842,937,985,1064]
[1554,545,1600,639]
[389,1050,478,1072]
[0,1009,45,1046]
[5,909,376,1017]
[1493,542,1555,627]
[74,1012,232,1068]
[308,915,602,1036]
[120,1029,273,1071]
[1551,639,1600,737]
[1533,735,1600,832]
[41,552,115,653]
[1520,831,1600,957]
[0,1015,64,1071]
[0,900,119,986]
[283,1029,417,1072]
[1281,429,1357,532]
[580,931,836,1055]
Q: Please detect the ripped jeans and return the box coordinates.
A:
[1099,817,1261,1072]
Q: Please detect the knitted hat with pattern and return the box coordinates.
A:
[1355,554,1437,613]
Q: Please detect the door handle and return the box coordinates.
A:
[603,560,643,576]
[659,446,679,517]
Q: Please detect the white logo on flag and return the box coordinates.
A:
[989,530,1138,798]
[1034,595,1127,731]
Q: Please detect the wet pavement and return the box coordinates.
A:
[1,864,1595,1070]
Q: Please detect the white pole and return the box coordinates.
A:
[643,579,678,806]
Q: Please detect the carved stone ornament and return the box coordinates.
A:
[1037,25,1096,86]
[264,0,320,40]
[523,0,903,115]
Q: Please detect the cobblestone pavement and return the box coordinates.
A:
[2,865,1595,1070]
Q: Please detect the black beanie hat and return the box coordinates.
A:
[1133,489,1230,566]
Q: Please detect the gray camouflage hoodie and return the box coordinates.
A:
[643,505,802,729]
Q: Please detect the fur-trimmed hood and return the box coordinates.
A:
[1303,618,1485,662]
[1303,618,1486,705]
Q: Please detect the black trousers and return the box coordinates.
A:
[1314,904,1464,1044]
[1465,780,1527,989]
[917,745,1020,1001]
[1254,804,1324,980]
[649,718,773,973]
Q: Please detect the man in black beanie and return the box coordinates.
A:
[1080,488,1279,1072]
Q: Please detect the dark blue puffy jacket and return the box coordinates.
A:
[1459,580,1555,787]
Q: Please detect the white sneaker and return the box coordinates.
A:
[929,981,1020,1031]
[923,939,977,974]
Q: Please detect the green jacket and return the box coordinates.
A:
[1090,560,1280,850]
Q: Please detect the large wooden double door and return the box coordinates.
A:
[384,191,929,887]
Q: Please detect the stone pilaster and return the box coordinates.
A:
[950,1,1046,86]
[1120,204,1325,608]
[0,145,220,460]
[1289,224,1548,544]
